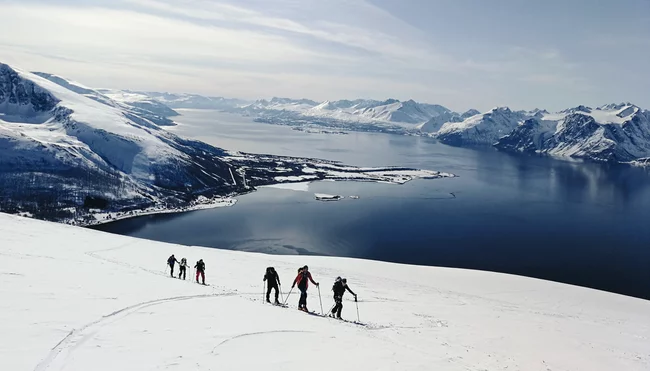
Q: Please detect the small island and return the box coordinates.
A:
[314,193,343,201]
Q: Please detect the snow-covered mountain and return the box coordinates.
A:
[145,92,251,110]
[242,97,320,113]
[97,89,180,118]
[417,109,481,133]
[495,103,650,163]
[435,107,530,145]
[3,212,649,371]
[32,73,179,127]
[79,89,650,165]
[238,97,462,126]
[0,63,247,223]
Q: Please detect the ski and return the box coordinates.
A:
[302,309,367,326]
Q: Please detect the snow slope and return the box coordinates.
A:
[495,103,650,162]
[0,63,245,222]
[2,213,649,371]
[96,89,180,118]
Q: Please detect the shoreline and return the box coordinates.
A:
[82,169,455,228]
[80,196,241,228]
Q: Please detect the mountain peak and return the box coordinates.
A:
[561,105,592,114]
[597,102,635,111]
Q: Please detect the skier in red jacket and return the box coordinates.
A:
[292,265,319,311]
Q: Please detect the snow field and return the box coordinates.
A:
[1,213,649,371]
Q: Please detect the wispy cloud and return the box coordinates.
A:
[0,0,648,111]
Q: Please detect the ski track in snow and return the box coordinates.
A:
[33,294,230,371]
[34,244,388,371]
[34,243,239,371]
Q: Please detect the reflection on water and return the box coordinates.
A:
[95,110,650,300]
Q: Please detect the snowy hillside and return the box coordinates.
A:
[97,89,180,118]
[32,74,178,127]
[2,213,649,371]
[495,103,650,163]
[0,63,246,223]
[435,107,529,146]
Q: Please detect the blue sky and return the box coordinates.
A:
[0,0,648,111]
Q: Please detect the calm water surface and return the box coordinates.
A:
[96,110,650,300]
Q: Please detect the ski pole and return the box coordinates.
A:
[318,285,324,315]
[284,286,294,305]
[355,297,360,323]
[262,281,266,303]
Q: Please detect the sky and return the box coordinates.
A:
[0,0,649,112]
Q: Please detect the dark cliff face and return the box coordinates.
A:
[0,64,59,113]
[495,118,550,153]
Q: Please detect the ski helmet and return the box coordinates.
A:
[341,278,347,284]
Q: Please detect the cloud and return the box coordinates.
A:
[1,0,632,111]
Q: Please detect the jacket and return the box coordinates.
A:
[332,280,355,297]
[264,270,280,286]
[293,270,316,289]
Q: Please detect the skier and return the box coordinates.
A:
[263,267,281,304]
[292,265,319,311]
[167,254,179,277]
[178,258,188,280]
[330,277,357,319]
[194,259,206,285]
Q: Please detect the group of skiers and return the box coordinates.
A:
[167,256,358,319]
[167,254,206,285]
[264,265,357,319]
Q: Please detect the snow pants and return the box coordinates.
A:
[266,283,279,302]
[169,263,175,277]
[178,266,186,280]
[196,270,205,284]
[298,287,308,309]
[331,295,343,318]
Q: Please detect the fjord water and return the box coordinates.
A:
[96,110,650,300]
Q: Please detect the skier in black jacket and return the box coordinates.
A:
[263,267,281,304]
[330,277,356,319]
[194,259,206,284]
[167,254,179,277]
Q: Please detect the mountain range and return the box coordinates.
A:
[135,92,649,165]
[0,62,445,224]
